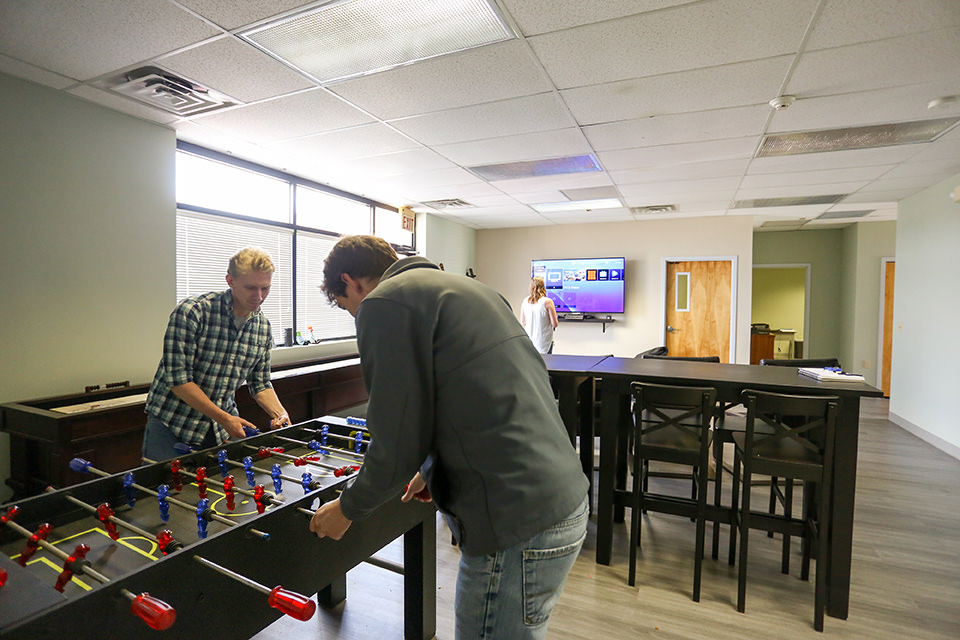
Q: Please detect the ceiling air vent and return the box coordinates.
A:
[734,194,845,208]
[97,66,239,116]
[631,204,677,215]
[420,198,476,210]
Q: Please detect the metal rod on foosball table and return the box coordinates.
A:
[70,459,271,541]
[141,458,283,504]
[297,425,371,448]
[270,433,365,462]
[192,555,317,621]
[2,513,110,585]
[57,492,185,553]
[238,442,362,474]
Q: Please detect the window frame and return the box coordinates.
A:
[175,141,415,344]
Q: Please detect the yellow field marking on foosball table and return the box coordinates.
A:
[25,555,95,591]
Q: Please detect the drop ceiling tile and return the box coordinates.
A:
[0,55,76,90]
[0,0,221,81]
[610,158,751,185]
[560,56,791,125]
[434,128,590,166]
[375,167,493,191]
[328,40,553,120]
[270,123,420,161]
[768,82,960,133]
[787,28,960,97]
[511,191,568,204]
[747,145,920,174]
[905,124,960,161]
[740,166,891,189]
[859,175,945,192]
[880,158,960,180]
[159,36,314,103]
[177,0,315,30]
[738,205,830,218]
[189,88,374,141]
[324,147,459,180]
[619,177,742,198]
[841,189,914,202]
[540,209,634,224]
[527,0,816,89]
[804,0,960,51]
[736,182,869,201]
[597,137,760,171]
[503,0,691,36]
[400,181,504,201]
[623,189,737,206]
[584,105,769,152]
[388,93,576,146]
[461,214,552,228]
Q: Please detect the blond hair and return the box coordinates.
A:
[528,277,546,303]
[228,247,275,277]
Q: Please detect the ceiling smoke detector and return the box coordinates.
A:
[769,95,796,110]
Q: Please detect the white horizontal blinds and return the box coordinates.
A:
[375,206,413,248]
[296,185,371,235]
[176,211,293,345]
[296,231,357,341]
[177,152,290,223]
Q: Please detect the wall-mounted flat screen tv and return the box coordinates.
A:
[531,257,625,314]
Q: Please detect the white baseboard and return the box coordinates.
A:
[888,411,960,462]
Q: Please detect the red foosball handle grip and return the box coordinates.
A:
[130,592,177,630]
[268,585,317,621]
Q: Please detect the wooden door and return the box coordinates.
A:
[665,260,732,362]
[881,260,895,397]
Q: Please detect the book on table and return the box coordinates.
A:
[798,367,865,383]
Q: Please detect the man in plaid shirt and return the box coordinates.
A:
[142,247,290,460]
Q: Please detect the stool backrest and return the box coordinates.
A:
[759,357,840,368]
[631,382,717,463]
[642,354,720,363]
[741,390,839,475]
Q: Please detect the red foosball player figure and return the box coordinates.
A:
[253,485,266,514]
[18,522,53,566]
[223,475,236,511]
[96,503,120,540]
[195,466,208,499]
[54,543,90,592]
[170,459,183,492]
[0,567,7,587]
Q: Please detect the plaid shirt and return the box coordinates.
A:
[146,290,274,447]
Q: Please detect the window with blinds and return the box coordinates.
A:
[176,211,293,345]
[175,143,414,344]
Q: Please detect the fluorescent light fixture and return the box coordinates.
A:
[533,198,623,213]
[240,0,515,85]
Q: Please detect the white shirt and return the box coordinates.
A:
[521,296,554,354]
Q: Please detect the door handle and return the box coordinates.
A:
[666,325,678,333]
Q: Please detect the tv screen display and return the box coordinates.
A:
[531,257,625,314]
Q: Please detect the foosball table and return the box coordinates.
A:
[0,416,437,639]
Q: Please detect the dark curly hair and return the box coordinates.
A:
[321,235,398,303]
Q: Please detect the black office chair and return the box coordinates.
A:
[759,358,841,368]
[635,345,668,358]
[642,354,721,363]
[729,390,838,632]
[628,382,716,602]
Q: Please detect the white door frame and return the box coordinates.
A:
[752,263,811,356]
[661,256,738,363]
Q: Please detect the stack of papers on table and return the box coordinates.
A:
[798,368,865,383]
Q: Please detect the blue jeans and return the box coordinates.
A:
[455,495,588,640]
[142,417,185,462]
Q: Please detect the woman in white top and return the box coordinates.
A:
[520,277,559,354]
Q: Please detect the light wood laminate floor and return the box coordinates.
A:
[255,398,960,638]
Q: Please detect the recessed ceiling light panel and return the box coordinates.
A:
[468,154,602,181]
[240,0,515,85]
[758,117,959,157]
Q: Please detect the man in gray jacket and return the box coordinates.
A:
[309,235,589,639]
